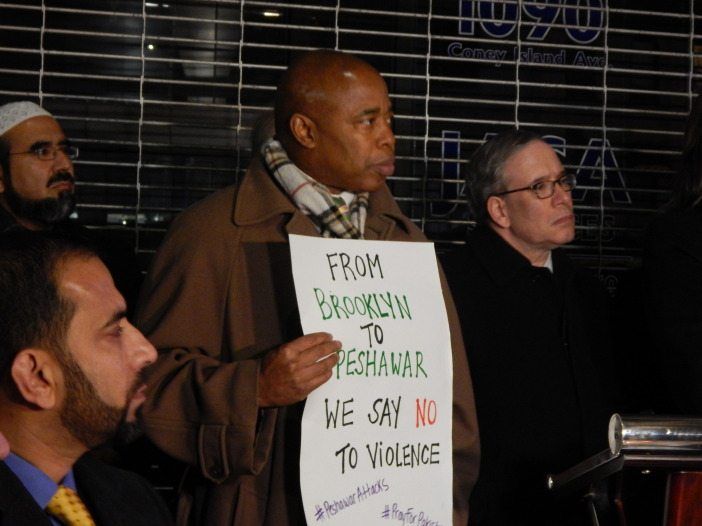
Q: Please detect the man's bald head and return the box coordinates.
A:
[272,50,395,194]
[274,50,383,147]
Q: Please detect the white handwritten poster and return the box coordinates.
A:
[290,234,453,526]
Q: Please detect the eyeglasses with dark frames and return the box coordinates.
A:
[8,144,79,161]
[492,173,576,200]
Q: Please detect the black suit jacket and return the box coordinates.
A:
[0,454,172,526]
[643,204,702,413]
[442,225,618,525]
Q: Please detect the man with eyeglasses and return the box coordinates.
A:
[442,128,618,525]
[0,101,78,231]
[0,101,142,314]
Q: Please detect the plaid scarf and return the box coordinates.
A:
[262,138,368,239]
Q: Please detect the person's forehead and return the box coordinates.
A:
[503,140,562,183]
[59,257,124,319]
[3,115,66,148]
[324,69,390,114]
[339,63,384,86]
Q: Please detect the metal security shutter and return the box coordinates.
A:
[0,0,697,285]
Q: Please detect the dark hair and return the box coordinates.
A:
[251,109,275,155]
[0,231,96,382]
[672,95,702,209]
[467,127,542,223]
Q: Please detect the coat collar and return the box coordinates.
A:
[232,157,297,227]
[232,156,413,240]
[468,224,570,286]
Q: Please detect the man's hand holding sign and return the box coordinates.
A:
[290,234,453,526]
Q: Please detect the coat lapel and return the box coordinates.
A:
[233,157,297,227]
[365,184,410,240]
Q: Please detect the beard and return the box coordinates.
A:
[58,350,143,449]
[4,170,76,226]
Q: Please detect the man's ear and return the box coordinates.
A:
[289,113,317,149]
[486,195,511,229]
[10,349,60,410]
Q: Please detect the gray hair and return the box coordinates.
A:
[466,128,542,223]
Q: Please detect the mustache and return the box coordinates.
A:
[127,366,151,400]
[46,171,75,187]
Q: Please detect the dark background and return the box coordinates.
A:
[0,0,698,293]
[1,2,696,518]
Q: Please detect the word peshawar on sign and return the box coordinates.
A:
[290,235,452,526]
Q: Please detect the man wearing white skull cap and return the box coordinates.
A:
[0,100,142,315]
[0,101,78,230]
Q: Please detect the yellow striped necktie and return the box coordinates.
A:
[45,485,96,526]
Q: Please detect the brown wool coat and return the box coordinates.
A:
[135,159,479,525]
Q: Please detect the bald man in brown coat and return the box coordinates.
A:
[136,50,479,525]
